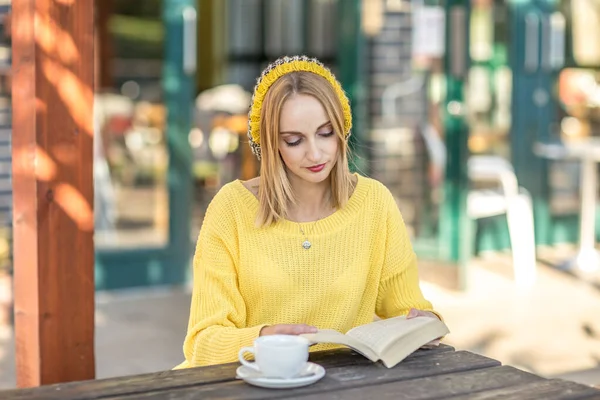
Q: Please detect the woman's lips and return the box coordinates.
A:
[307,163,326,172]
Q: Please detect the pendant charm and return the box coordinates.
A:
[302,240,312,250]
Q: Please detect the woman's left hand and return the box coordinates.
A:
[406,308,442,348]
[406,308,439,320]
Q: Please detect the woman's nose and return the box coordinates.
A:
[306,139,322,162]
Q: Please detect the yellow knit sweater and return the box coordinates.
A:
[176,174,438,368]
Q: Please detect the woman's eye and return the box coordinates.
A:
[320,131,334,137]
[285,139,302,147]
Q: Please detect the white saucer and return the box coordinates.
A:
[235,362,325,389]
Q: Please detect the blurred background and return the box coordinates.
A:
[1,0,600,389]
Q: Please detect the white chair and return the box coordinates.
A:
[380,83,536,288]
[418,124,536,287]
[467,156,537,288]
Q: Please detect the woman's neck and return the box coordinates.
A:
[287,175,334,223]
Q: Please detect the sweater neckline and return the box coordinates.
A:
[233,173,370,235]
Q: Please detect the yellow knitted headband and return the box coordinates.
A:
[247,55,353,159]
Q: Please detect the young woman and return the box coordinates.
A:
[176,55,441,368]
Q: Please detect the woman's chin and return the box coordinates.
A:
[300,169,332,184]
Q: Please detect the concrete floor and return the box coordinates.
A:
[0,249,599,390]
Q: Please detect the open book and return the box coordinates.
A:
[301,316,450,368]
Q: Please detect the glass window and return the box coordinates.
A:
[465,0,511,158]
[95,0,169,249]
[571,0,600,66]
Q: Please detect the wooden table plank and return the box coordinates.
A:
[103,351,499,400]
[0,364,237,400]
[0,346,455,400]
[2,346,595,400]
[309,344,454,367]
[443,379,600,400]
[287,366,590,400]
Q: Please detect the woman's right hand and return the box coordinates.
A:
[260,324,318,336]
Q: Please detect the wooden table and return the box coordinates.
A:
[2,345,599,399]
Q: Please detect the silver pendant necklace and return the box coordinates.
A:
[298,223,313,250]
[295,194,332,250]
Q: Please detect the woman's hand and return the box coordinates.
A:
[406,308,439,320]
[406,308,442,348]
[260,324,318,336]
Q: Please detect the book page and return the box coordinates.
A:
[379,319,449,368]
[301,329,379,362]
[346,316,442,356]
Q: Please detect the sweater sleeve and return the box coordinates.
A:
[178,186,267,367]
[375,188,441,320]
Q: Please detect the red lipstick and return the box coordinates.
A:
[307,163,326,173]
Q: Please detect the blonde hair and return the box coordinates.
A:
[247,56,352,157]
[256,71,353,227]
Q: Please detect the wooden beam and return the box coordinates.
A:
[12,0,95,387]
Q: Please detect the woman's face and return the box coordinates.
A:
[278,94,339,185]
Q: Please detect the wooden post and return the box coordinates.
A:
[11,0,95,387]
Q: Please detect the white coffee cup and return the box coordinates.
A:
[238,335,310,379]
